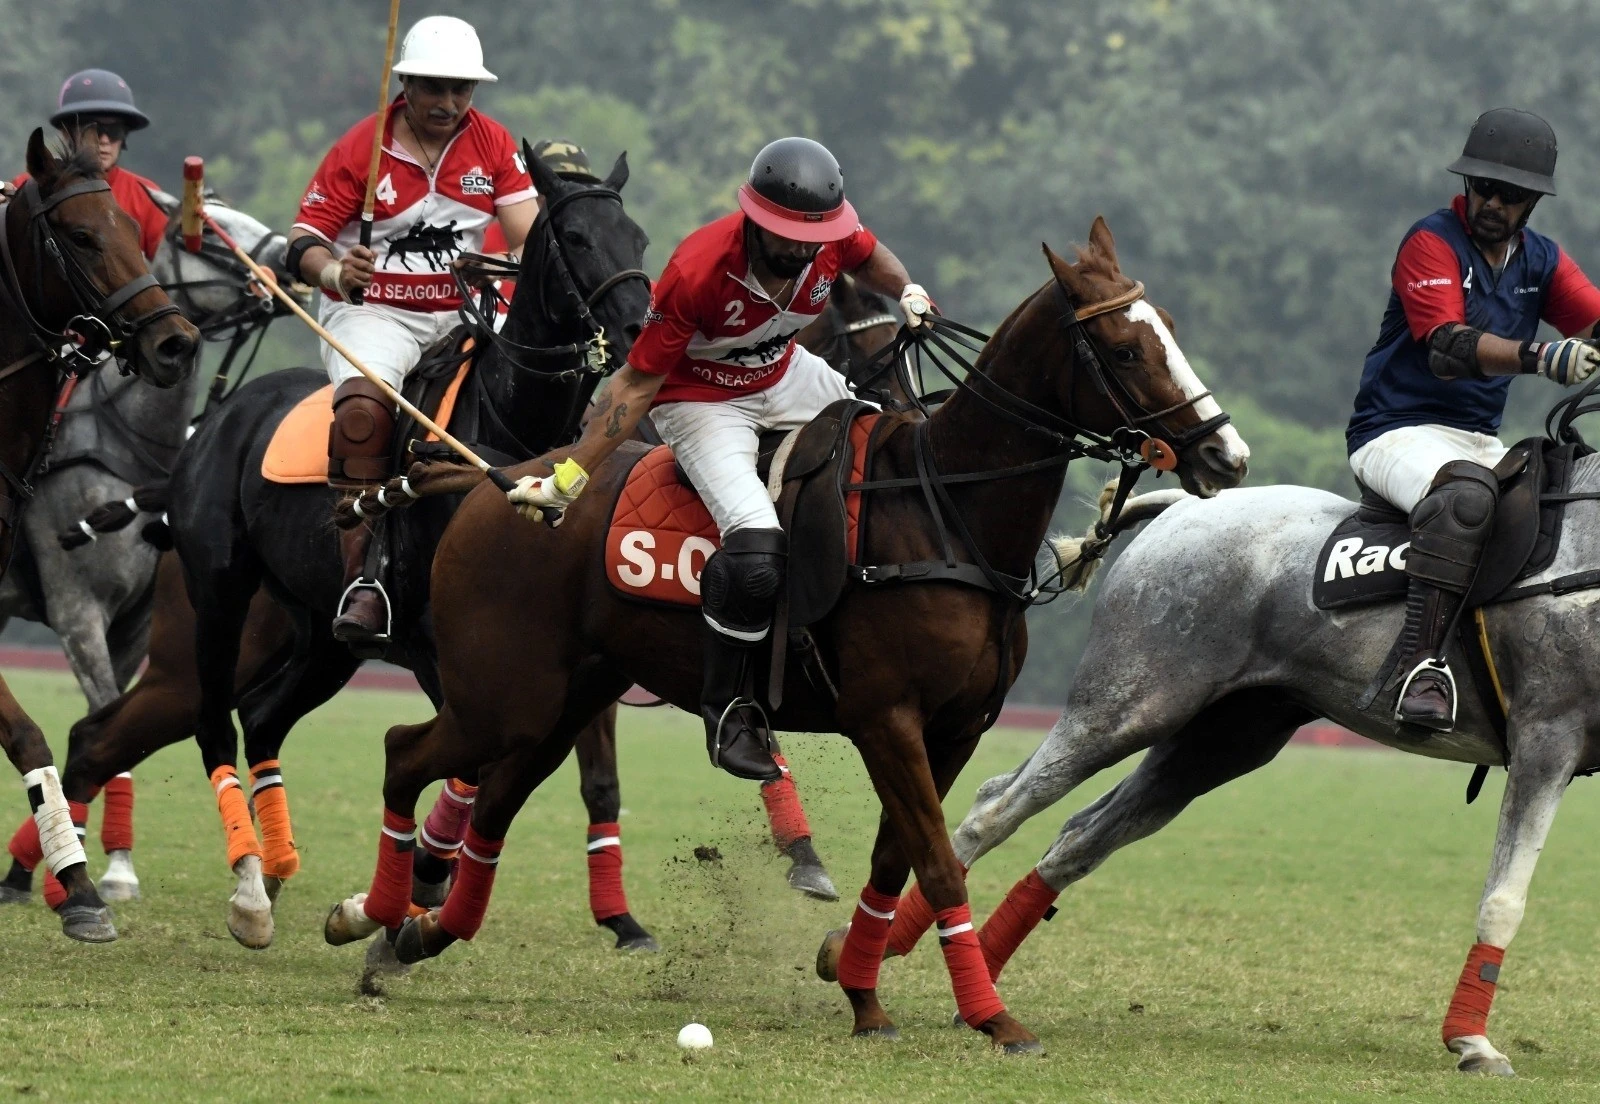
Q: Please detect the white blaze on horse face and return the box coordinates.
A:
[1124,300,1250,469]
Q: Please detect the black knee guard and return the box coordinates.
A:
[701,528,787,641]
[1406,461,1499,593]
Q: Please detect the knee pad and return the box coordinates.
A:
[702,528,787,635]
[1408,462,1499,590]
[328,378,396,488]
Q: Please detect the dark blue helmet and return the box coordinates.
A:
[51,69,150,132]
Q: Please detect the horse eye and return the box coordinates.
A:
[563,230,588,248]
[1114,346,1139,365]
[68,228,98,249]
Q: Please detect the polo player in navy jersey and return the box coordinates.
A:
[1347,109,1600,730]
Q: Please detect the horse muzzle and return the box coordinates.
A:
[131,313,201,388]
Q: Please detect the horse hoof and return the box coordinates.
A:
[393,915,435,965]
[599,913,660,952]
[952,1011,966,1028]
[787,863,839,902]
[1001,1039,1045,1056]
[1458,1054,1516,1077]
[59,904,117,943]
[411,874,450,910]
[363,930,411,978]
[851,1025,900,1041]
[324,894,381,946]
[97,877,140,903]
[263,876,284,907]
[228,901,274,949]
[815,925,848,982]
[0,884,31,906]
[617,932,660,952]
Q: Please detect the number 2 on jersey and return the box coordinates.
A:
[723,299,746,328]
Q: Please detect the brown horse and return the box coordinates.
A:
[0,129,196,942]
[329,217,1249,1050]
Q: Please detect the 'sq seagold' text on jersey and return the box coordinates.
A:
[292,97,534,313]
[627,211,877,404]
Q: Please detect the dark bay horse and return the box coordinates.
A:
[0,129,196,942]
[332,218,1250,1050]
[9,273,902,949]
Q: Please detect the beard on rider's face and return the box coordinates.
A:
[755,229,816,278]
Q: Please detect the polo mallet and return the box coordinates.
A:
[183,160,518,494]
[352,0,404,306]
[180,156,205,253]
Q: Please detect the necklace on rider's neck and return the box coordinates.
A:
[402,111,444,176]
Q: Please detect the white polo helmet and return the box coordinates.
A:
[391,15,497,83]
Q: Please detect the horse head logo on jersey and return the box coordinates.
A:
[384,219,464,272]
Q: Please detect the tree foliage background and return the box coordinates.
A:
[6,0,1597,701]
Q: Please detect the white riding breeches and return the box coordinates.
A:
[317,299,460,392]
[649,346,853,535]
[1348,424,1509,514]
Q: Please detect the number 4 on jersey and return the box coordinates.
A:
[374,173,398,206]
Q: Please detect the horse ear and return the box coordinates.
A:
[26,127,56,186]
[1087,216,1119,267]
[523,138,561,199]
[1042,242,1092,304]
[603,152,629,192]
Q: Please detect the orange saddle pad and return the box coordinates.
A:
[605,414,878,608]
[260,345,474,485]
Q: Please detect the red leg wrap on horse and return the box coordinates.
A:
[586,821,628,921]
[887,879,937,957]
[8,815,42,871]
[420,778,477,860]
[364,808,416,929]
[438,826,503,941]
[979,868,1060,981]
[100,774,134,853]
[42,869,66,909]
[836,885,899,991]
[1442,942,1505,1044]
[249,762,298,880]
[939,904,1008,1027]
[759,754,812,850]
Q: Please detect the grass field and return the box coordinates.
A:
[1,669,1599,1102]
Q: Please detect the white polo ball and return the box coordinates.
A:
[676,1022,713,1050]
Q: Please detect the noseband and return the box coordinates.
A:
[0,177,181,372]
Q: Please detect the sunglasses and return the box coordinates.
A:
[70,117,129,142]
[1467,177,1535,206]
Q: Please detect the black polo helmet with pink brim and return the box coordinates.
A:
[738,137,860,244]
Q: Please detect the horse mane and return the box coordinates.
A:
[45,135,105,188]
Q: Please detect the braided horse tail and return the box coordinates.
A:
[57,481,172,550]
[331,460,491,530]
[1046,479,1189,593]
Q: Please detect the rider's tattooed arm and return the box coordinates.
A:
[568,365,664,473]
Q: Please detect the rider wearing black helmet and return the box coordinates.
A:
[10,68,167,259]
[1347,109,1600,730]
[507,136,931,781]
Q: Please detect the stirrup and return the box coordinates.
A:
[1394,657,1457,727]
[335,576,392,640]
[710,696,773,768]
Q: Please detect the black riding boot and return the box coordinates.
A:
[332,522,391,652]
[699,528,786,782]
[1395,461,1498,731]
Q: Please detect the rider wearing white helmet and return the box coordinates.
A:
[285,15,538,649]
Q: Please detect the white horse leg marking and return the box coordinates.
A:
[228,853,275,949]
[1124,300,1250,469]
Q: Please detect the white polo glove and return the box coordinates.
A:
[508,457,589,526]
[899,283,933,328]
[1532,337,1600,385]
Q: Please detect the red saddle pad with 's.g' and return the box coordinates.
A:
[605,414,877,606]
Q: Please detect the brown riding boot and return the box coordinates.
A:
[328,379,396,651]
[1394,580,1462,730]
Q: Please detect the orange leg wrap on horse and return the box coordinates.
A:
[420,777,476,859]
[8,814,42,871]
[939,904,1008,1027]
[978,868,1060,981]
[438,826,502,941]
[836,885,899,991]
[1442,942,1505,1044]
[586,821,628,922]
[249,761,299,880]
[759,754,812,850]
[364,808,416,929]
[100,774,134,854]
[210,766,262,868]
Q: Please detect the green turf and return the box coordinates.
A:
[0,668,1597,1102]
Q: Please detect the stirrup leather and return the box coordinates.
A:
[1394,656,1457,727]
[336,576,393,640]
[709,696,773,768]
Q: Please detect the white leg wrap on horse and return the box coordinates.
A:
[23,766,87,875]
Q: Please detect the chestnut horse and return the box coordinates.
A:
[329,217,1249,1050]
[0,129,196,942]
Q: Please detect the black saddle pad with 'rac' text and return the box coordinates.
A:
[1312,511,1410,610]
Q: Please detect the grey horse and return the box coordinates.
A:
[0,194,289,902]
[902,457,1600,1078]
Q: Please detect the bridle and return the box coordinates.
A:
[453,184,650,380]
[816,302,898,376]
[0,175,181,379]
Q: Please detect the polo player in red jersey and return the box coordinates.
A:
[10,68,167,259]
[507,137,934,781]
[284,15,537,649]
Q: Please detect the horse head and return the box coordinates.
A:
[150,192,292,333]
[517,143,651,370]
[16,127,197,386]
[1042,216,1249,497]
